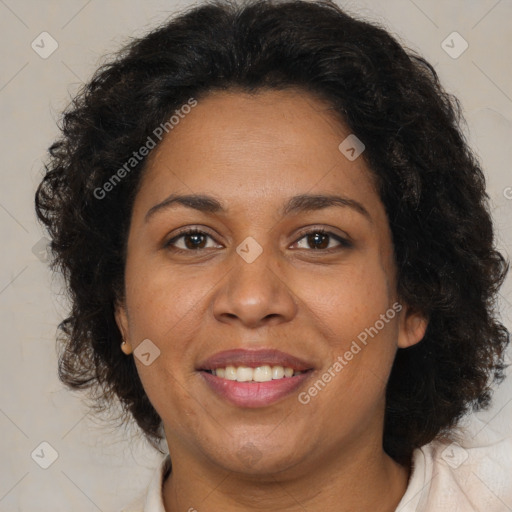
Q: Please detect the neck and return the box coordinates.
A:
[162,438,410,512]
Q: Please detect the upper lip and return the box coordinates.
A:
[197,348,314,371]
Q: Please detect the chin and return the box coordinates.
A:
[207,439,304,476]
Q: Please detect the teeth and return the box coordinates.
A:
[272,366,285,379]
[225,366,237,380]
[253,365,272,382]
[210,365,303,382]
[236,366,253,382]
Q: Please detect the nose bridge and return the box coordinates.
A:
[231,233,280,299]
[212,233,297,326]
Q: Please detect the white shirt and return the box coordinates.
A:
[121,438,512,512]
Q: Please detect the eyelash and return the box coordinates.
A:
[164,227,352,254]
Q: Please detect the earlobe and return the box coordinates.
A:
[120,340,133,355]
[114,300,133,355]
[397,306,428,349]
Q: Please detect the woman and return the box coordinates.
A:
[34,0,511,510]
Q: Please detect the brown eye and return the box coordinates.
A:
[165,229,220,251]
[294,229,352,251]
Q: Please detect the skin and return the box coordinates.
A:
[115,88,428,512]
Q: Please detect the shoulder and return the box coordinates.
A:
[119,454,172,512]
[396,436,512,512]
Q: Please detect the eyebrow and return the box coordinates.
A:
[145,193,371,222]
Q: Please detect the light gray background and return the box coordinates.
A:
[1,0,511,510]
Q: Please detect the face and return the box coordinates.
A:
[115,88,426,476]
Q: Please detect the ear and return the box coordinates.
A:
[397,304,428,349]
[114,299,133,353]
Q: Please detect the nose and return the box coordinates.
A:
[212,240,298,329]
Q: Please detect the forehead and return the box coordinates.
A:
[134,88,382,221]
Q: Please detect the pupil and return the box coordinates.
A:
[308,232,328,249]
[186,233,205,249]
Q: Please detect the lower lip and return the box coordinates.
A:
[200,371,312,408]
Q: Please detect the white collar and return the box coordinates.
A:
[143,453,171,512]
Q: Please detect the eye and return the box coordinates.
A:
[293,228,352,251]
[165,228,221,251]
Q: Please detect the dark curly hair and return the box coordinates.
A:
[34,0,509,464]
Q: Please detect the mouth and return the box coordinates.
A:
[197,348,315,407]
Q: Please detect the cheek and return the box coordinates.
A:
[292,263,399,446]
[135,358,202,435]
[122,258,212,417]
[124,254,208,344]
[299,258,395,347]
[301,255,399,403]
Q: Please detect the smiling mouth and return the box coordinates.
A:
[199,366,314,408]
[197,348,315,406]
[202,365,310,382]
